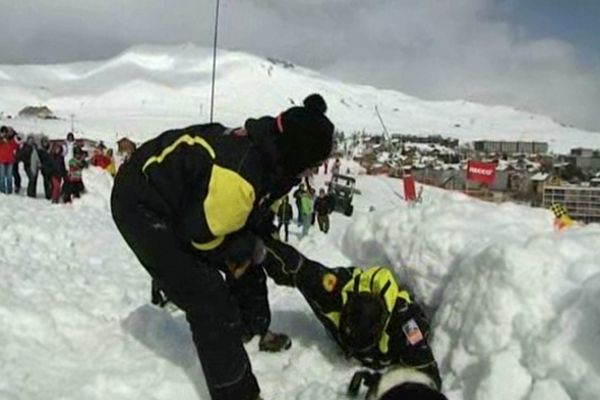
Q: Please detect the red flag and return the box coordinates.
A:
[403,175,416,201]
[467,161,496,185]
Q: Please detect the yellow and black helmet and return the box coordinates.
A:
[339,292,389,354]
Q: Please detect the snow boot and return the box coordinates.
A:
[258,330,292,352]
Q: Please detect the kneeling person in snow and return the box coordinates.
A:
[261,238,444,398]
[111,94,334,400]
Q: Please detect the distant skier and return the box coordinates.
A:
[110,94,334,400]
[261,238,443,398]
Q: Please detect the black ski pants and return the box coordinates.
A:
[111,166,259,400]
[13,162,21,192]
[42,171,52,200]
[226,265,270,339]
[277,220,290,242]
[317,214,330,233]
[26,169,38,198]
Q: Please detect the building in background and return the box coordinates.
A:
[565,148,600,174]
[542,185,600,223]
[473,140,548,155]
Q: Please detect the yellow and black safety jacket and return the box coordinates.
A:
[124,123,296,263]
[262,238,441,388]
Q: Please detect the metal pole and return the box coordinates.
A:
[375,105,390,143]
[209,0,220,122]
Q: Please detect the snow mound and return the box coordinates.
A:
[1,167,599,400]
[340,186,600,400]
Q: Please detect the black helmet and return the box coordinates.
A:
[339,292,388,354]
[379,383,448,400]
[362,368,447,400]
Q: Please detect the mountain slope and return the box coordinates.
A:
[0,44,598,152]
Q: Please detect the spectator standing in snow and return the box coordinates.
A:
[314,188,334,233]
[111,94,334,400]
[10,129,23,194]
[39,136,54,200]
[105,149,117,177]
[309,187,318,226]
[47,144,67,204]
[63,132,76,165]
[276,196,293,242]
[331,157,341,175]
[292,183,305,225]
[300,190,313,237]
[0,126,19,194]
[64,146,86,202]
[323,159,329,174]
[90,145,110,169]
[91,146,117,176]
[17,135,42,198]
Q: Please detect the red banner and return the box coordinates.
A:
[403,175,417,201]
[467,161,497,185]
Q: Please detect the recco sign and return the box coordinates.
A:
[466,161,497,185]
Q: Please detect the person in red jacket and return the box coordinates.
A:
[90,146,112,169]
[0,126,19,194]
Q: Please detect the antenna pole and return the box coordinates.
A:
[209,0,221,122]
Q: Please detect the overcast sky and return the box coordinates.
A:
[2,0,599,132]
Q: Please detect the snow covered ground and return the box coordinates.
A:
[1,44,599,399]
[1,162,599,400]
[1,44,599,153]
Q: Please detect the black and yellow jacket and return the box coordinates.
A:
[121,122,297,263]
[262,238,441,389]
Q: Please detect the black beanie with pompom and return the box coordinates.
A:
[274,93,334,176]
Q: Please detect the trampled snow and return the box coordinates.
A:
[1,163,599,400]
[1,44,599,153]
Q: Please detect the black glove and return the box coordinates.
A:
[223,230,257,264]
[347,370,381,398]
[248,203,278,237]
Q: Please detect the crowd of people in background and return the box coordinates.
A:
[279,177,336,241]
[2,124,339,239]
[0,126,117,203]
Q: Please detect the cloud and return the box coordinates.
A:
[1,0,599,131]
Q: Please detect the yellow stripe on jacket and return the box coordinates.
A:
[140,133,256,251]
[142,134,216,173]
